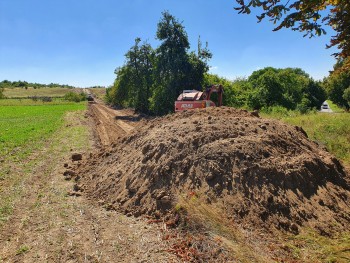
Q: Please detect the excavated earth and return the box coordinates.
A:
[75,107,350,236]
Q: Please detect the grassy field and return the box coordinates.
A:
[0,100,87,227]
[261,106,350,168]
[282,113,350,167]
[3,87,75,98]
[0,99,86,161]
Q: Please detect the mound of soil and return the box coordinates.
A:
[76,107,350,235]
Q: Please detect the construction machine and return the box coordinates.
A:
[175,84,223,112]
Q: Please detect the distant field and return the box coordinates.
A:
[3,87,75,98]
[0,100,86,160]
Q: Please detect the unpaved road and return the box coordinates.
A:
[0,102,179,262]
[88,102,135,146]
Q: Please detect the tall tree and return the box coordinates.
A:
[125,38,154,113]
[151,11,191,115]
[234,1,350,70]
[108,66,133,107]
[109,38,154,113]
[151,12,211,115]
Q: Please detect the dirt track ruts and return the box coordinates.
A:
[89,102,135,146]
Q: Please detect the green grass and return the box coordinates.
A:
[0,105,89,228]
[280,112,350,167]
[3,87,74,98]
[0,98,80,106]
[327,100,345,113]
[285,230,350,263]
[0,101,86,161]
[261,108,350,168]
[16,245,30,255]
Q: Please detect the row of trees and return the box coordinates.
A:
[106,11,211,115]
[0,80,76,89]
[205,64,350,112]
[205,67,327,113]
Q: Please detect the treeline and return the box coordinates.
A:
[206,67,326,113]
[106,11,211,115]
[106,11,350,115]
[205,64,350,112]
[0,80,76,89]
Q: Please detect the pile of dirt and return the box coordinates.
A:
[74,107,350,235]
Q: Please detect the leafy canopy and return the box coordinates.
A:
[324,64,350,110]
[235,0,350,70]
[207,67,326,111]
[107,11,211,115]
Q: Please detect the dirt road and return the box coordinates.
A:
[88,102,136,146]
[0,102,179,262]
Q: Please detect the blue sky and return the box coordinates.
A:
[0,0,337,87]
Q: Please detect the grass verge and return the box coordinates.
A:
[285,230,350,263]
[261,109,350,168]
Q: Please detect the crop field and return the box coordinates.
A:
[0,99,86,161]
[283,113,350,167]
[3,87,74,98]
[0,99,87,229]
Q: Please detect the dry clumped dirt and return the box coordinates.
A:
[75,106,350,237]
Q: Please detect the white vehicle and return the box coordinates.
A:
[321,104,328,109]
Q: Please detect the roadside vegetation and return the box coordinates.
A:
[260,110,350,168]
[3,87,73,98]
[0,80,76,89]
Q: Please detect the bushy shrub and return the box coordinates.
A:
[41,96,52,102]
[64,92,86,102]
[28,96,52,102]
